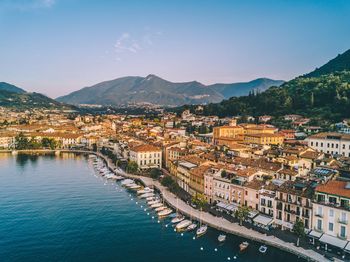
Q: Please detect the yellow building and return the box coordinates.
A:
[243,133,284,145]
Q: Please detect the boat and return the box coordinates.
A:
[128,184,142,190]
[151,203,163,208]
[125,183,138,188]
[147,200,160,206]
[239,241,249,252]
[171,215,185,224]
[140,192,155,199]
[115,176,124,181]
[259,245,268,254]
[218,234,226,243]
[121,179,134,186]
[175,220,192,231]
[186,223,197,231]
[137,187,154,195]
[158,208,173,218]
[155,206,167,212]
[196,225,208,237]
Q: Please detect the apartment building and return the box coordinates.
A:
[129,144,162,170]
[307,132,350,157]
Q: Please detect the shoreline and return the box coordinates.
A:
[1,149,328,262]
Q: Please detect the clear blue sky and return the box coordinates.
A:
[0,0,349,98]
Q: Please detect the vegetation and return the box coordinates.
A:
[126,161,138,174]
[191,193,207,210]
[150,168,162,179]
[235,206,251,226]
[293,218,306,247]
[14,133,59,150]
[161,176,180,193]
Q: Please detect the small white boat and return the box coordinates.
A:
[239,241,249,252]
[147,200,160,206]
[121,179,134,186]
[186,223,197,231]
[196,225,208,237]
[140,192,155,199]
[115,176,124,181]
[137,187,154,195]
[146,196,156,201]
[125,183,138,188]
[158,208,173,217]
[155,206,167,212]
[151,203,163,208]
[218,234,226,243]
[259,245,268,254]
[176,220,192,231]
[171,215,185,224]
[129,184,142,190]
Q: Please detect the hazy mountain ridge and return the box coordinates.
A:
[56,74,283,106]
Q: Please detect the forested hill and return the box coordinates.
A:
[177,49,350,122]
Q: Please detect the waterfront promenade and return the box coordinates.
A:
[1,149,331,261]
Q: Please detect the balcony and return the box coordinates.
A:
[338,219,348,225]
[315,213,323,218]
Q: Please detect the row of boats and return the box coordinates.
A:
[89,154,268,254]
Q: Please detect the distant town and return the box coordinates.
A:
[1,105,350,260]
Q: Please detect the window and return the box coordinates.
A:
[341,212,347,222]
[317,206,323,216]
[316,142,318,147]
[340,225,346,238]
[329,209,334,217]
[311,142,314,146]
[329,222,334,231]
[321,142,323,147]
[317,219,322,230]
[343,144,345,149]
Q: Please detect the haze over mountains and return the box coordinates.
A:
[56,75,284,107]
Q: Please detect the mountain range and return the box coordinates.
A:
[56,76,284,107]
[0,83,73,110]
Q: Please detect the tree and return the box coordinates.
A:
[41,137,57,149]
[235,206,250,226]
[192,193,207,210]
[293,218,305,247]
[126,161,138,174]
[15,133,29,150]
[150,168,162,180]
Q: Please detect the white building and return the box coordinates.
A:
[129,144,162,170]
[306,132,350,157]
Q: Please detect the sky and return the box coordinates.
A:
[0,0,350,98]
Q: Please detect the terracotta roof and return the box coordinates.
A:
[316,180,350,198]
[131,144,161,152]
[308,132,350,141]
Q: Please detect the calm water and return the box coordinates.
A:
[0,153,305,262]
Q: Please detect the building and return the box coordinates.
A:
[275,180,313,231]
[307,132,350,157]
[129,144,162,170]
[311,180,350,252]
[243,133,284,145]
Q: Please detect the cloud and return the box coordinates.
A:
[113,29,162,61]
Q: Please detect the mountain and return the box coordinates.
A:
[304,49,350,78]
[0,82,26,94]
[57,75,283,107]
[0,83,74,110]
[180,49,350,122]
[209,78,284,98]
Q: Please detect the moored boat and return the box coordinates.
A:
[218,234,226,243]
[239,241,249,252]
[175,219,192,231]
[171,215,185,224]
[140,192,155,199]
[259,245,268,254]
[155,206,167,212]
[151,203,163,208]
[196,225,208,237]
[137,187,154,195]
[186,223,197,231]
[158,208,172,218]
[147,200,160,205]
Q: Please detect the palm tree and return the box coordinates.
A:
[293,218,305,247]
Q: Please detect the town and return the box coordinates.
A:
[1,106,350,260]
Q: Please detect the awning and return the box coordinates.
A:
[308,230,323,239]
[216,202,238,212]
[319,234,348,249]
[253,214,273,226]
[248,210,258,218]
[344,242,350,252]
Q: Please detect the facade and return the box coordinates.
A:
[307,132,350,157]
[312,181,350,246]
[129,144,162,170]
[243,133,284,145]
